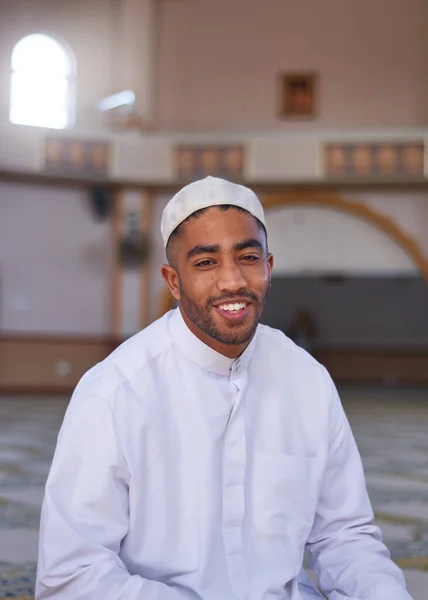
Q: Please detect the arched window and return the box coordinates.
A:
[10,34,74,129]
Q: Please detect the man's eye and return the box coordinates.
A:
[195,259,215,267]
[241,255,259,262]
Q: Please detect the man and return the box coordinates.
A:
[36,176,412,600]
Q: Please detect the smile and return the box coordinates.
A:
[218,302,247,312]
[213,301,251,322]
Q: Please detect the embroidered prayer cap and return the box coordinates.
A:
[161,176,266,248]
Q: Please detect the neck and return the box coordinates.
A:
[179,307,253,359]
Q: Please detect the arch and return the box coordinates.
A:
[261,192,428,284]
[9,33,75,129]
[157,192,428,317]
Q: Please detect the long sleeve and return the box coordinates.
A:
[36,392,183,600]
[306,378,413,600]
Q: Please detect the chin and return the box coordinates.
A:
[216,325,255,345]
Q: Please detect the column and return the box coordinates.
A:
[111,187,153,339]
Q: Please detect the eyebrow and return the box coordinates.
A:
[234,238,264,252]
[186,238,263,261]
[186,244,220,260]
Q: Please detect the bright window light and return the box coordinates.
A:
[9,34,74,129]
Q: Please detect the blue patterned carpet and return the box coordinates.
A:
[0,561,36,599]
[0,390,427,598]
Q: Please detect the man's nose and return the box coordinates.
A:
[217,261,247,293]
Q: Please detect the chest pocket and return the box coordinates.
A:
[251,452,318,541]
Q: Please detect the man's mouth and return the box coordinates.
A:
[212,300,252,322]
[217,302,247,312]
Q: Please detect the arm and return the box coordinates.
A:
[36,393,182,600]
[306,377,413,600]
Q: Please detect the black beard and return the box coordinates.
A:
[178,284,267,346]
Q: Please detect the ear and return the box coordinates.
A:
[267,253,274,279]
[161,264,181,301]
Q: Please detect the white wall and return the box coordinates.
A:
[0,182,112,334]
[156,0,428,132]
[266,206,417,275]
[263,191,428,274]
[0,0,120,132]
[347,191,428,258]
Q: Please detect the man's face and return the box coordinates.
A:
[162,206,273,357]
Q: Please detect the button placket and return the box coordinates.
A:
[222,374,249,599]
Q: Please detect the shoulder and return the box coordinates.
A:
[256,322,322,367]
[255,324,340,437]
[256,323,330,386]
[73,312,175,400]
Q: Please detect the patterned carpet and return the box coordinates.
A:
[0,389,428,598]
[0,562,36,599]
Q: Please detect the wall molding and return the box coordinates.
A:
[1,125,428,187]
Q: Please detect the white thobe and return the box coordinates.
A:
[36,308,412,600]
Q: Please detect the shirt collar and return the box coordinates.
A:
[169,308,257,377]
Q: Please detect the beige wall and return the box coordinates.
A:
[1,0,427,135]
[156,0,428,132]
[0,0,120,132]
[0,182,112,334]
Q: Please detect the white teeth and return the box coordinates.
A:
[219,302,246,312]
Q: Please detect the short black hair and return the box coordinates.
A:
[165,204,267,267]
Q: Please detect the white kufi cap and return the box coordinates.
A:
[161,176,266,247]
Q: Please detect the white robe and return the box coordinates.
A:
[36,308,412,600]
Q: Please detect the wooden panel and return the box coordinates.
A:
[45,137,111,178]
[316,349,428,386]
[0,336,120,395]
[175,145,244,181]
[323,141,424,179]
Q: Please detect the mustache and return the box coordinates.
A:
[206,289,260,307]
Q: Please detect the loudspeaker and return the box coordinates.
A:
[89,185,113,221]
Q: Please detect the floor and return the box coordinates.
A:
[0,388,427,599]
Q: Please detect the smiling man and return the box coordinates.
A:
[161,188,271,359]
[36,177,412,600]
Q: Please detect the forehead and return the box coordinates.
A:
[178,206,263,246]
